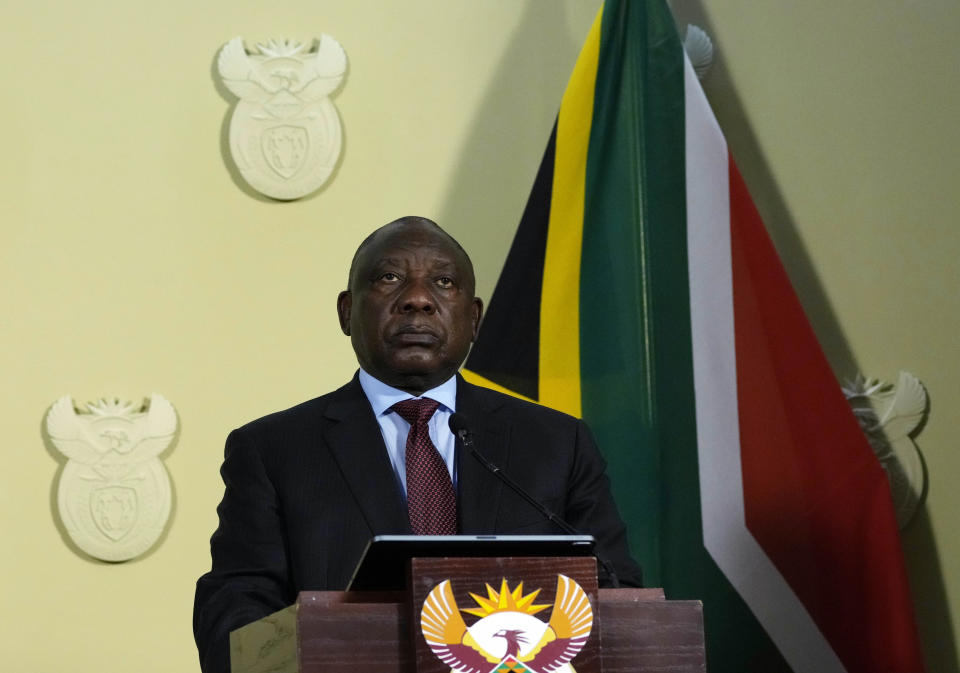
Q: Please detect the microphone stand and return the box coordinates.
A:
[450,413,621,588]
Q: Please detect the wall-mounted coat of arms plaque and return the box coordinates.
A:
[217,35,348,200]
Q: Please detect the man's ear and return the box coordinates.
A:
[336,291,352,335]
[470,297,484,341]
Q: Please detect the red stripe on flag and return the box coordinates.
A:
[728,158,924,672]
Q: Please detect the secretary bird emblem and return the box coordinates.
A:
[421,575,593,673]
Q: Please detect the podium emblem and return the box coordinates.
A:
[421,575,593,673]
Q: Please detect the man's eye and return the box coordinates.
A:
[436,277,454,288]
[379,272,400,282]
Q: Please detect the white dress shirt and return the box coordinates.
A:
[357,368,458,498]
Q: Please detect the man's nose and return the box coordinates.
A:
[397,279,436,313]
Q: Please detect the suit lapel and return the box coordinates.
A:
[456,376,510,533]
[323,377,411,535]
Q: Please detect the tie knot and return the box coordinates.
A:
[391,398,441,426]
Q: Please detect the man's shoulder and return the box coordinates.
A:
[233,377,363,437]
[457,377,581,428]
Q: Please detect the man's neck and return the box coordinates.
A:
[370,371,457,397]
[357,369,458,417]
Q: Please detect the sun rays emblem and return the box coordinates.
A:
[421,575,593,673]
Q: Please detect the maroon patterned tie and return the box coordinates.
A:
[391,398,457,535]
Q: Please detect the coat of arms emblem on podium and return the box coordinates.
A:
[421,575,593,673]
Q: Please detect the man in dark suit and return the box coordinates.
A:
[193,216,641,673]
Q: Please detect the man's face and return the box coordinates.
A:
[337,220,483,394]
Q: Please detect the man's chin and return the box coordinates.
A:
[392,364,451,384]
[376,355,459,391]
[389,351,438,372]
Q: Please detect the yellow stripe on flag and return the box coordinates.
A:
[537,6,602,418]
[461,369,537,404]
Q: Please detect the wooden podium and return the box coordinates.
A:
[229,556,705,673]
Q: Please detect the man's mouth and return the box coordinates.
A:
[391,325,440,346]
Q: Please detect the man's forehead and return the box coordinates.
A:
[357,225,467,269]
[369,252,459,268]
[368,221,455,250]
[347,217,474,289]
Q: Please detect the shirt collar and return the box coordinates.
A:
[357,368,457,417]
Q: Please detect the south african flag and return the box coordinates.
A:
[463,1,925,671]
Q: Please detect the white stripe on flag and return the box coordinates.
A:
[683,55,846,673]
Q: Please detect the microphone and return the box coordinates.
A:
[448,412,621,588]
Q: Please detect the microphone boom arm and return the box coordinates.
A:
[450,415,622,588]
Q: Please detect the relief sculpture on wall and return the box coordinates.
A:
[217,35,348,200]
[844,371,929,529]
[45,394,177,562]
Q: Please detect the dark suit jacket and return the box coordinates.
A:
[193,374,641,673]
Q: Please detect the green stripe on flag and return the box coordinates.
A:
[579,2,791,670]
[579,0,687,594]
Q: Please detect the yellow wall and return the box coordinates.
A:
[0,2,600,670]
[1,0,957,671]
